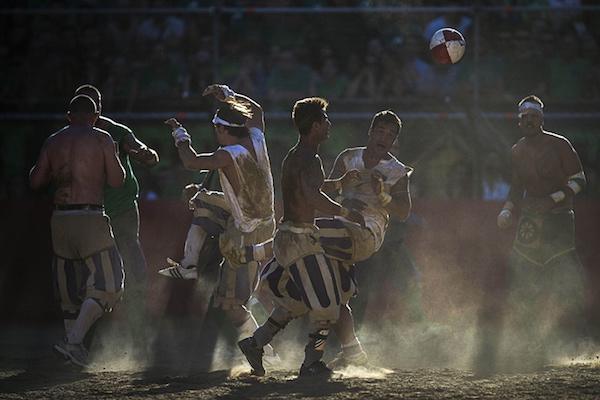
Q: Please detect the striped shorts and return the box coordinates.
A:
[316,217,377,263]
[259,253,357,325]
[50,210,124,316]
[190,190,274,309]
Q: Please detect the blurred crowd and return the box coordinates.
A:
[2,0,600,111]
[1,1,600,200]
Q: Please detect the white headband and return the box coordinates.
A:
[518,101,543,117]
[212,114,245,128]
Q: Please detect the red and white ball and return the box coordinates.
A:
[429,28,466,65]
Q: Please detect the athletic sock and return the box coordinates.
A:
[181,225,207,268]
[302,329,329,367]
[67,298,103,345]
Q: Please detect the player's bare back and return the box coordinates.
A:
[45,125,115,205]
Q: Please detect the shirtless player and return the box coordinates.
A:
[238,97,364,377]
[30,95,125,367]
[497,95,587,368]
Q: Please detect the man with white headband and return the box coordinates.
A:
[162,84,278,364]
[496,94,587,370]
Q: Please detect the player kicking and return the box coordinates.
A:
[238,97,365,378]
[163,85,278,361]
[318,110,412,368]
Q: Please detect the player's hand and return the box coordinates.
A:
[370,170,385,195]
[203,84,235,102]
[342,198,368,212]
[131,147,158,164]
[497,209,513,229]
[164,118,182,130]
[181,183,201,205]
[340,169,361,188]
[346,209,366,228]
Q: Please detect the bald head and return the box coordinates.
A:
[75,84,102,113]
[68,94,99,124]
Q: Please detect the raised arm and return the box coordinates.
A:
[29,141,52,190]
[203,84,264,132]
[165,118,233,172]
[101,132,126,188]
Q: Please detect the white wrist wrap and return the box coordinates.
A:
[172,127,191,146]
[221,85,236,102]
[550,190,566,203]
[498,209,512,218]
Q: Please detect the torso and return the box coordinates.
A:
[281,144,324,224]
[46,125,108,205]
[513,131,574,209]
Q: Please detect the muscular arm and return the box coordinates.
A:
[301,156,346,216]
[387,176,412,221]
[235,92,264,132]
[122,132,159,167]
[176,143,233,172]
[102,134,126,188]
[559,139,586,198]
[29,142,52,190]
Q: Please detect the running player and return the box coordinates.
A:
[74,84,159,355]
[29,95,126,367]
[238,97,365,378]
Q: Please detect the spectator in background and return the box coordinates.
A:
[423,13,472,42]
[313,57,349,101]
[267,49,314,102]
[481,152,509,201]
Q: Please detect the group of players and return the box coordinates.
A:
[30,82,587,376]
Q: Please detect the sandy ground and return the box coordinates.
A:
[1,359,600,400]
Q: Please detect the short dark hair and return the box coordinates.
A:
[292,97,329,136]
[518,94,544,109]
[75,84,101,102]
[215,104,250,138]
[369,110,402,135]
[69,94,97,114]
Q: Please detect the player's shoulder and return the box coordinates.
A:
[385,152,404,167]
[99,115,132,136]
[545,131,573,147]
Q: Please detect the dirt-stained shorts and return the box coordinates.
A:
[316,217,377,263]
[191,190,274,310]
[258,223,351,326]
[51,210,124,316]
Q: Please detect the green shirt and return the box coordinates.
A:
[98,116,139,217]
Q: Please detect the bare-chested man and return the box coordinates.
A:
[74,84,159,357]
[163,84,278,361]
[496,95,586,369]
[29,95,125,367]
[238,97,364,378]
[317,110,412,368]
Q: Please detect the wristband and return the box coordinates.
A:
[172,127,191,146]
[550,190,566,203]
[221,85,236,102]
[378,192,392,206]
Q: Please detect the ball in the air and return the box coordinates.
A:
[429,28,466,64]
